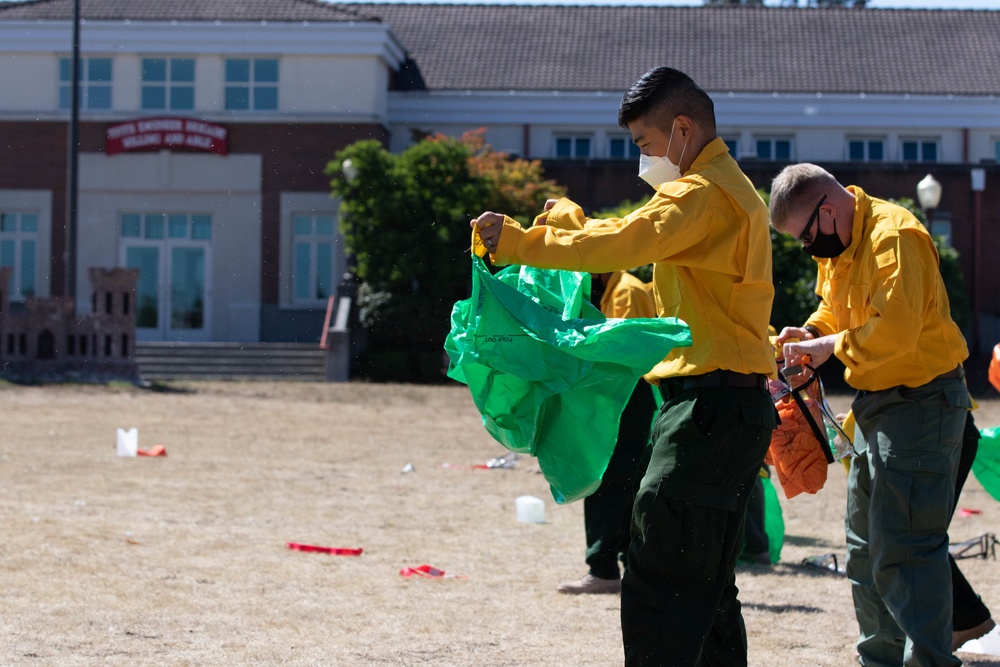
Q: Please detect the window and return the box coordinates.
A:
[293,213,337,304]
[608,136,640,160]
[721,136,739,158]
[141,58,195,111]
[59,57,112,110]
[121,212,211,331]
[994,140,1000,163]
[847,138,885,162]
[754,138,793,161]
[901,139,938,163]
[0,211,39,300]
[121,212,211,241]
[554,135,592,159]
[224,58,278,111]
[928,211,952,247]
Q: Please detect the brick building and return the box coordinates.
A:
[2,1,1000,351]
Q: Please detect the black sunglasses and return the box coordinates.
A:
[796,194,827,245]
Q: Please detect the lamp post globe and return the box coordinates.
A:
[916,173,942,210]
[916,174,942,229]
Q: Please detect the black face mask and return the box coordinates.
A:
[806,217,847,258]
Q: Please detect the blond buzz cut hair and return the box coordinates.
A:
[769,163,839,232]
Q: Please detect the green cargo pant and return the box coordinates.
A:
[584,382,657,580]
[621,379,775,667]
[847,375,970,667]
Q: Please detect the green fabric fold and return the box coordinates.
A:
[445,256,692,503]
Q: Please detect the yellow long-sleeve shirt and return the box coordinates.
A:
[600,271,658,320]
[804,186,968,391]
[490,137,777,383]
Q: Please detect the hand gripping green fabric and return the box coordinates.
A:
[444,256,692,503]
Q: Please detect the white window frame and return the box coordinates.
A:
[291,212,340,306]
[553,134,593,160]
[224,57,279,112]
[900,138,940,163]
[141,57,196,111]
[280,193,345,309]
[0,210,40,300]
[0,191,51,302]
[753,136,794,161]
[928,211,953,247]
[607,135,640,160]
[59,56,113,110]
[720,135,740,158]
[846,137,886,163]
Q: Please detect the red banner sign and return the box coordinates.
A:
[105,117,229,156]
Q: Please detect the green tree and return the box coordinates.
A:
[591,192,819,326]
[326,131,565,382]
[759,188,821,329]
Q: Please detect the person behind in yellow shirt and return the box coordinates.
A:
[472,66,777,667]
[558,270,658,595]
[772,163,971,667]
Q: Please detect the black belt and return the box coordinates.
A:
[661,370,767,396]
[935,366,965,381]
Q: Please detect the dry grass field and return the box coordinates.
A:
[1,380,998,667]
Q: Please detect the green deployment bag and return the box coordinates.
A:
[762,475,785,564]
[445,256,691,503]
[974,426,1000,503]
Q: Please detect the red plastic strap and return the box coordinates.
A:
[400,564,445,577]
[286,542,363,556]
[399,564,466,579]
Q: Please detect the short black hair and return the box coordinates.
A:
[617,67,716,133]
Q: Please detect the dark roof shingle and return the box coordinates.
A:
[348,4,1000,96]
[0,0,379,23]
[3,1,998,95]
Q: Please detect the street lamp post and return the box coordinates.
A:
[916,173,942,231]
[330,158,363,379]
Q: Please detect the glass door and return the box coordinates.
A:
[121,213,212,342]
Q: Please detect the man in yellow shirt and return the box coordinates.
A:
[559,270,658,595]
[472,67,777,667]
[772,163,970,667]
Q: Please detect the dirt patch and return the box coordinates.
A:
[1,382,997,666]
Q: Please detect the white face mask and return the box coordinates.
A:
[637,120,687,189]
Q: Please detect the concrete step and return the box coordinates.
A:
[135,342,327,381]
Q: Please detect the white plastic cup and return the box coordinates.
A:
[515,495,545,524]
[116,427,138,457]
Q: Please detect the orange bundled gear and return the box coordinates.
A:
[989,343,1000,393]
[765,375,829,499]
[764,335,836,499]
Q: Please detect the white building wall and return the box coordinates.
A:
[0,20,405,121]
[78,151,263,342]
[281,55,387,117]
[0,54,58,111]
[388,90,1000,165]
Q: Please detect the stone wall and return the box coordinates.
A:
[0,267,140,383]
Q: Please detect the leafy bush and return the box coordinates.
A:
[591,191,819,326]
[326,130,565,382]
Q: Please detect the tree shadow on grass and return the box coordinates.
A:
[137,380,197,394]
